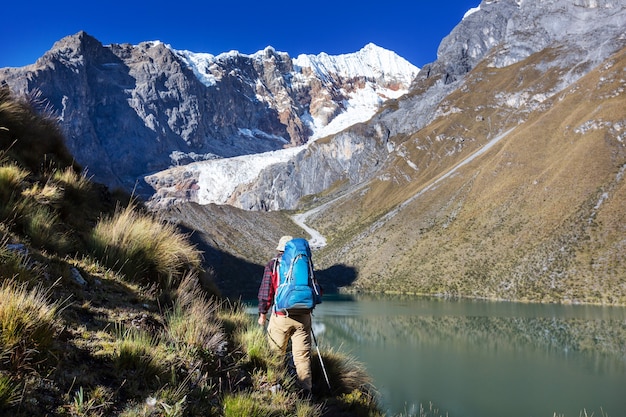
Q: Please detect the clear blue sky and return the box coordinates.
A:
[1,0,480,69]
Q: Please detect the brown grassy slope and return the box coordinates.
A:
[311,46,626,304]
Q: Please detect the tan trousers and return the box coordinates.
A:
[267,311,312,391]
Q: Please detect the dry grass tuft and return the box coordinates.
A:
[0,280,61,372]
[0,373,20,411]
[166,274,225,355]
[314,347,375,397]
[0,87,78,174]
[89,203,202,290]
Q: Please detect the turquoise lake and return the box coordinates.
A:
[307,294,626,417]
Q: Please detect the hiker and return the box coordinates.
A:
[258,235,320,397]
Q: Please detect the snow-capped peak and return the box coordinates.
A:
[463,6,481,19]
[172,43,419,89]
[144,43,422,208]
[293,43,419,85]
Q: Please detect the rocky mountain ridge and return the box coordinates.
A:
[146,0,626,211]
[0,34,417,193]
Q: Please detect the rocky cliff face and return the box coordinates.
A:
[0,34,417,192]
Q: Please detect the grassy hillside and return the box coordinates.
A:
[0,88,386,416]
[305,46,626,305]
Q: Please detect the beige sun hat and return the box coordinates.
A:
[276,235,293,251]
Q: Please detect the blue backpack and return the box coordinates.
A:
[274,238,322,313]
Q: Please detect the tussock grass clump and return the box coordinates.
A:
[13,198,72,253]
[333,389,384,417]
[166,274,225,357]
[314,347,375,396]
[222,392,269,417]
[66,385,114,417]
[0,161,75,254]
[112,325,170,392]
[0,162,28,222]
[223,389,323,417]
[0,238,40,284]
[89,203,202,289]
[236,325,271,368]
[217,299,252,335]
[21,181,64,207]
[51,166,106,230]
[51,166,92,195]
[0,373,20,411]
[0,162,27,197]
[0,281,60,371]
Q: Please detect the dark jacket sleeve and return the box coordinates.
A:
[258,257,277,314]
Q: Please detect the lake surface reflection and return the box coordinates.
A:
[310,294,626,417]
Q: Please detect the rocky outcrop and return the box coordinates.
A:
[421,0,625,83]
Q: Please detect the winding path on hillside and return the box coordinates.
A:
[294,127,516,248]
[292,212,327,249]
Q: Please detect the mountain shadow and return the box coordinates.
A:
[315,264,358,294]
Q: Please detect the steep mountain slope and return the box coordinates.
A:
[295,1,626,303]
[0,35,417,193]
[313,47,626,304]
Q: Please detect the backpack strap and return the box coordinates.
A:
[271,256,280,288]
[271,256,282,315]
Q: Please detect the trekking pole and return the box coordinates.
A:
[311,323,331,391]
